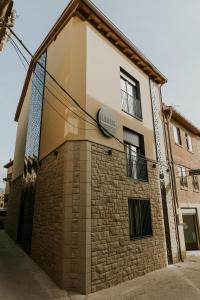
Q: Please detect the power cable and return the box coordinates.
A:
[6,26,178,169]
[5,25,165,164]
[9,38,97,131]
[9,36,97,130]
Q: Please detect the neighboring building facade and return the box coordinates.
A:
[3,159,13,208]
[0,0,15,51]
[0,193,5,208]
[6,0,171,294]
[163,105,200,254]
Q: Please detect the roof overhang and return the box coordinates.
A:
[3,160,13,168]
[163,105,200,136]
[14,0,167,121]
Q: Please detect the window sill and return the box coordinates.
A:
[130,235,153,241]
[127,176,148,183]
[187,149,194,154]
[180,186,188,191]
[175,142,183,148]
[122,109,142,122]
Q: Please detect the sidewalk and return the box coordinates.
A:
[1,230,200,300]
[87,256,200,300]
[0,231,70,300]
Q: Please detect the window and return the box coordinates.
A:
[185,133,193,152]
[178,166,188,188]
[173,125,182,145]
[192,175,199,190]
[120,71,142,119]
[124,129,148,181]
[128,198,153,239]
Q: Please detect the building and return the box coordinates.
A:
[0,0,15,51]
[163,105,200,254]
[0,192,5,208]
[6,0,170,294]
[3,159,13,207]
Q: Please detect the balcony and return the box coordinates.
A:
[121,90,142,120]
[126,155,148,182]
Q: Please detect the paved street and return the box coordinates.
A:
[1,230,200,300]
[0,231,70,300]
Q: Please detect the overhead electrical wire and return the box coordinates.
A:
[9,36,97,131]
[9,37,97,131]
[6,25,198,173]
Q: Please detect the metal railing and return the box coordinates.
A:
[126,156,148,181]
[121,90,142,119]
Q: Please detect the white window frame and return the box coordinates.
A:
[173,125,182,145]
[185,133,193,152]
[178,166,188,188]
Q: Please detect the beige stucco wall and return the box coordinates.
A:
[12,80,32,180]
[39,17,87,160]
[85,23,156,159]
[39,17,159,161]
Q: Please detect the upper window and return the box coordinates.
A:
[124,128,148,181]
[173,125,182,145]
[128,198,153,240]
[185,133,193,152]
[192,175,199,191]
[178,166,188,188]
[120,71,142,120]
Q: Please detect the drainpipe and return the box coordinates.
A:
[162,104,183,262]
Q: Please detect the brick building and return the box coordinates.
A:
[6,0,172,294]
[163,105,200,254]
[3,159,13,207]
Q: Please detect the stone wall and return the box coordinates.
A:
[91,143,167,292]
[31,144,65,285]
[5,176,22,241]
[31,140,91,294]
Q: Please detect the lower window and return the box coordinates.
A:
[128,198,153,239]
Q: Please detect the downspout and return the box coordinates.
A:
[162,104,183,262]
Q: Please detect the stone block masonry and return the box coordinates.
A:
[31,141,91,294]
[91,143,167,292]
[8,140,167,295]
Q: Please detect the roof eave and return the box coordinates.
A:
[15,0,167,122]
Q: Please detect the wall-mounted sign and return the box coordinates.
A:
[97,107,117,137]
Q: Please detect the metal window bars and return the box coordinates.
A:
[126,155,148,181]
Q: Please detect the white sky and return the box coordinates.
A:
[1,0,200,187]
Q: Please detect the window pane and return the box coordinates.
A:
[127,82,133,96]
[185,133,192,151]
[128,199,152,239]
[140,200,152,236]
[120,71,141,119]
[173,126,181,144]
[120,77,126,91]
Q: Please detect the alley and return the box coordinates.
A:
[1,230,200,300]
[0,231,70,300]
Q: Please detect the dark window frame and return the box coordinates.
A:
[128,198,153,240]
[120,68,142,120]
[124,128,148,182]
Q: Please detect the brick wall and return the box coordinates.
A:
[5,176,22,241]
[169,121,200,205]
[91,143,167,292]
